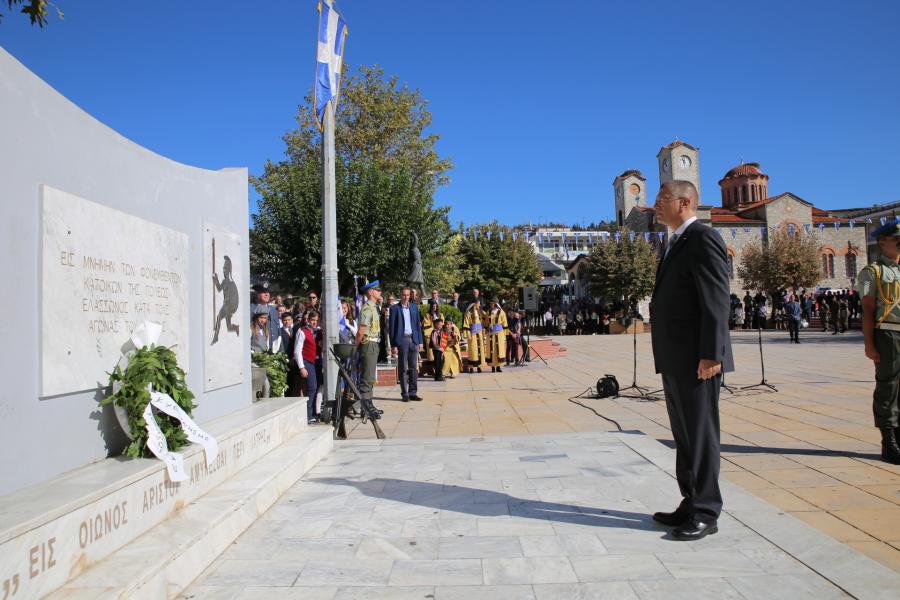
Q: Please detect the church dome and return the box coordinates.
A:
[723,162,764,179]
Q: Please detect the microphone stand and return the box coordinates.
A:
[617,313,660,399]
[522,310,547,365]
[742,324,778,392]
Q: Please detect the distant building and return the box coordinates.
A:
[621,141,868,293]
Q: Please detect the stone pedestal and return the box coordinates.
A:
[0,397,330,599]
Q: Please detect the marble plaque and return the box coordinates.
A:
[203,222,245,391]
[40,185,189,397]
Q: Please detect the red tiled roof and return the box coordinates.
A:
[658,140,698,153]
[721,162,766,179]
[736,197,778,212]
[711,214,765,224]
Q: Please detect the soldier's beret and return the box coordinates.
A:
[870,220,900,239]
[361,279,381,292]
[251,281,270,292]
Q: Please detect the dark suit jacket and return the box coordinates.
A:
[279,328,295,360]
[650,220,734,375]
[388,302,424,347]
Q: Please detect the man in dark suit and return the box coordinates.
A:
[649,180,734,541]
[389,286,425,402]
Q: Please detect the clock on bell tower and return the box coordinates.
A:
[657,140,701,203]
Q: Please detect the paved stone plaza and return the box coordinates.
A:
[179,329,900,599]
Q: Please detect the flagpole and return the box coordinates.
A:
[321,99,340,416]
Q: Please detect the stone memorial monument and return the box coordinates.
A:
[0,47,332,599]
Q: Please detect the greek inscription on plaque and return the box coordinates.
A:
[40,186,189,396]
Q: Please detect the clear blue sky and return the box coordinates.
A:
[2,0,898,225]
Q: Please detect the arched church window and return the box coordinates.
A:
[821,252,835,278]
[845,253,858,278]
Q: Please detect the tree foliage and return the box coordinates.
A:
[250,65,456,294]
[737,230,821,293]
[456,223,541,302]
[586,233,657,302]
[1,1,62,27]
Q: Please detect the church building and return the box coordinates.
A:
[618,141,867,294]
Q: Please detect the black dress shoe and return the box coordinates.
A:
[402,397,409,403]
[652,506,690,527]
[672,519,718,541]
[496,367,502,373]
[410,395,423,401]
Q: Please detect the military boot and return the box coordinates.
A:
[360,397,382,421]
[880,428,900,465]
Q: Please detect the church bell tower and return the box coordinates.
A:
[613,170,647,227]
[657,140,701,202]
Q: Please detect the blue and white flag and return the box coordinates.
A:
[315,1,349,128]
[833,221,840,229]
[866,218,873,224]
[788,224,795,236]
[486,230,492,240]
[743,227,751,233]
[818,223,825,232]
[643,232,650,242]
[881,216,887,226]
[614,232,621,243]
[730,228,737,239]
[849,220,855,229]
[657,231,665,242]
[803,224,811,233]
[628,232,636,242]
[337,294,348,334]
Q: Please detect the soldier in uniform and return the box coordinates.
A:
[838,295,850,333]
[251,281,281,344]
[858,221,900,464]
[355,280,383,420]
[820,295,831,332]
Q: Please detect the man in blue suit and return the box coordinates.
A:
[389,286,424,402]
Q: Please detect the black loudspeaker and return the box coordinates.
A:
[519,286,539,311]
[596,375,619,398]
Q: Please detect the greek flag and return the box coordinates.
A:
[315,1,349,128]
[337,294,348,334]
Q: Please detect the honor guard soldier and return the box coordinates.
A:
[859,220,900,464]
[355,280,383,420]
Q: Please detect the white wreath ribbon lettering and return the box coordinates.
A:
[127,321,219,482]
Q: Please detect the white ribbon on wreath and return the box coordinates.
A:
[125,321,219,482]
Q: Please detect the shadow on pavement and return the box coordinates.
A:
[311,476,660,532]
[656,439,880,461]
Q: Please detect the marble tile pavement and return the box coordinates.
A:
[182,431,900,599]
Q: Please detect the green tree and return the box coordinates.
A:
[1,1,62,26]
[737,229,821,294]
[251,65,455,294]
[456,222,541,302]
[586,232,657,303]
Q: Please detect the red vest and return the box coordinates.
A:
[301,327,318,363]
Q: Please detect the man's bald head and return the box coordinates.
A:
[661,180,699,209]
[654,180,700,229]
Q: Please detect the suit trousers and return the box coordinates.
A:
[397,335,419,398]
[302,359,318,421]
[661,372,723,521]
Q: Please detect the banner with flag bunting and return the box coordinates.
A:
[315,0,349,128]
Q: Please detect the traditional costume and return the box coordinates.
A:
[462,302,487,372]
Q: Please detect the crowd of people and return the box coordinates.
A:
[247,282,529,424]
[728,289,861,342]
